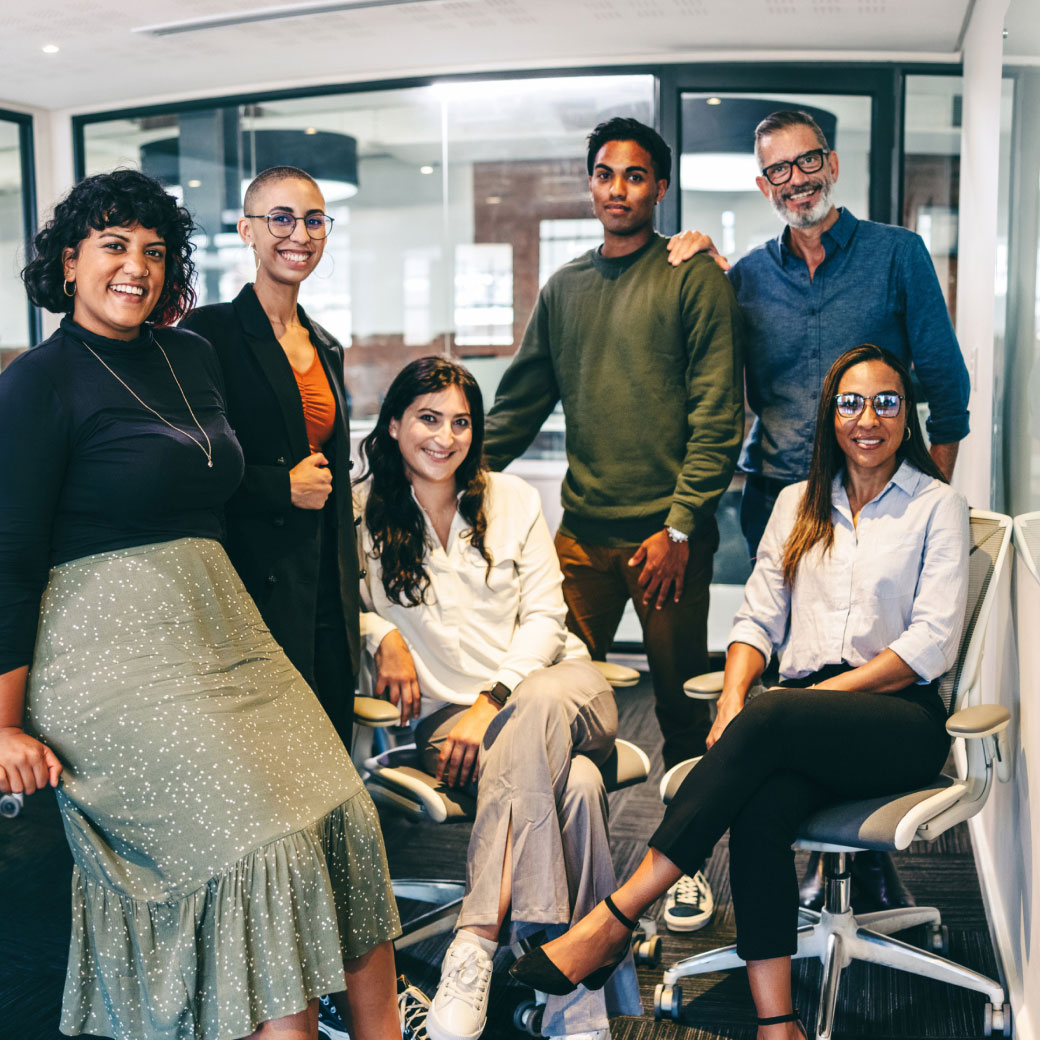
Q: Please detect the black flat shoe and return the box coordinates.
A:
[757,1010,808,1037]
[508,894,636,995]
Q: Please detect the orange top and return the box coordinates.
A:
[281,326,336,452]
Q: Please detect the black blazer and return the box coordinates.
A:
[181,285,361,714]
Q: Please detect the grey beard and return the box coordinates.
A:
[771,178,834,229]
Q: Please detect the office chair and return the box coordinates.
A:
[654,509,1014,1039]
[353,659,659,959]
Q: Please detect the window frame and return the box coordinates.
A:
[1,106,40,347]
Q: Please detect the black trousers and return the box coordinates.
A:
[649,672,949,961]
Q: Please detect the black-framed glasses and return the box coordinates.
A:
[245,212,334,239]
[834,392,905,419]
[760,148,830,186]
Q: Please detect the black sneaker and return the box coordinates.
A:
[318,994,351,1040]
[663,870,715,932]
[398,980,431,1040]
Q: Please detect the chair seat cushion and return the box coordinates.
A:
[366,737,650,822]
[661,758,967,852]
[795,774,967,851]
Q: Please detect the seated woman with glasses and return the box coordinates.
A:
[511,344,969,1040]
[181,167,358,748]
[355,357,641,1040]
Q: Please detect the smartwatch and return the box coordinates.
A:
[483,682,512,708]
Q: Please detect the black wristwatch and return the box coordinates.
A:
[483,682,512,708]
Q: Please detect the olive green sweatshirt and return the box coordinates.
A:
[484,234,744,546]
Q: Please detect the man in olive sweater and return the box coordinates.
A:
[484,117,744,775]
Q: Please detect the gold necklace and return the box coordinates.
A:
[77,334,214,468]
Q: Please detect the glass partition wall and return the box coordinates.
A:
[0,109,36,368]
[80,76,654,432]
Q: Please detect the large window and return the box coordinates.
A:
[0,109,35,369]
[80,76,654,429]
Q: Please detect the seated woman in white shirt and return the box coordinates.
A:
[354,357,641,1040]
[511,344,969,1040]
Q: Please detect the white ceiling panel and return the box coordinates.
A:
[0,0,1005,112]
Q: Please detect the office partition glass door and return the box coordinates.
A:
[0,110,35,368]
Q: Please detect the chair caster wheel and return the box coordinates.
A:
[983,1001,1012,1037]
[653,982,682,1020]
[927,922,949,954]
[513,998,544,1036]
[634,933,662,966]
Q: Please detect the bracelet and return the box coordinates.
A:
[666,526,689,543]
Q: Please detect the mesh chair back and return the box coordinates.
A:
[936,512,1008,715]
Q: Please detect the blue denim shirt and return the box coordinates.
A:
[729,208,971,483]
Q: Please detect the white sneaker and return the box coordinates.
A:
[663,870,714,932]
[426,934,494,1040]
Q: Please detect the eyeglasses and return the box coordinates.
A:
[245,212,334,239]
[760,148,830,186]
[834,392,905,419]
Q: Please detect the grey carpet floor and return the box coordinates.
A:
[0,668,1004,1039]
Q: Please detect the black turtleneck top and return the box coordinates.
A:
[0,318,245,673]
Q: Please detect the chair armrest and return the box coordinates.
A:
[354,695,401,728]
[683,671,725,699]
[591,660,640,688]
[945,704,1011,739]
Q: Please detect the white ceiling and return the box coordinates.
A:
[0,0,1008,113]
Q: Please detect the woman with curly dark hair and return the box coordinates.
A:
[0,170,402,1040]
[355,357,640,1040]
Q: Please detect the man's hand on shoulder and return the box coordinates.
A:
[629,529,689,609]
[667,230,730,271]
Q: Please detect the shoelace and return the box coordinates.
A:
[440,945,492,1004]
[674,873,707,908]
[398,987,430,1040]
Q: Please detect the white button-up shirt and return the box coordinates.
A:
[729,462,969,684]
[357,472,588,712]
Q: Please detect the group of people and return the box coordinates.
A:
[0,107,970,1040]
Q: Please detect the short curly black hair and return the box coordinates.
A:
[21,169,197,327]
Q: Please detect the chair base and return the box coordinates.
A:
[656,853,1007,1039]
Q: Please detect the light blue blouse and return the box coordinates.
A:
[729,461,970,684]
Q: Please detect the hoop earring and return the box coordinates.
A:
[63,279,76,297]
[904,426,911,442]
[315,249,336,281]
[251,246,260,273]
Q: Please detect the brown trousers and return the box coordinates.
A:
[554,530,714,768]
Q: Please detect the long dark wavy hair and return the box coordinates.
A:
[21,169,197,326]
[781,344,947,585]
[357,356,491,606]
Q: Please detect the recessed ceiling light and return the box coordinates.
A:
[187,179,202,188]
[420,165,434,175]
[42,43,60,54]
[304,127,318,135]
[706,97,722,106]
